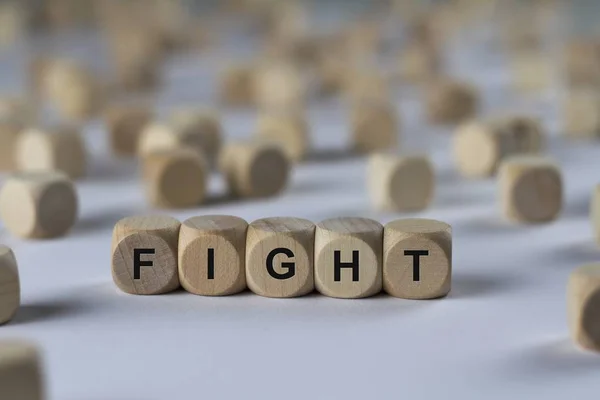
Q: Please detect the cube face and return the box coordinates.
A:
[0,341,44,400]
[0,246,19,324]
[568,265,600,351]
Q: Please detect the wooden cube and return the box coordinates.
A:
[314,217,383,299]
[254,62,306,111]
[15,125,87,180]
[138,120,216,160]
[511,52,553,92]
[246,217,315,298]
[368,153,434,212]
[568,264,600,351]
[398,41,440,83]
[590,185,600,244]
[179,215,248,296]
[0,245,19,324]
[499,156,562,223]
[256,109,309,162]
[383,218,452,299]
[351,100,400,154]
[344,71,390,105]
[0,97,35,124]
[219,64,256,107]
[169,108,222,166]
[105,104,153,156]
[0,171,78,239]
[219,139,291,198]
[111,215,181,295]
[425,79,478,125]
[563,91,600,138]
[453,116,544,178]
[564,40,600,88]
[0,340,44,400]
[142,148,207,209]
[0,117,24,171]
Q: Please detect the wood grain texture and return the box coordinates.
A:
[351,100,400,154]
[219,139,291,198]
[105,104,153,156]
[383,218,452,299]
[368,153,434,212]
[169,108,222,166]
[568,264,600,352]
[499,155,562,223]
[256,109,309,162]
[315,217,383,299]
[142,148,207,209]
[425,79,478,125]
[112,215,181,295]
[15,125,87,180]
[179,215,247,296]
[246,217,315,298]
[0,171,78,239]
[0,340,44,400]
[0,245,19,325]
[0,117,24,171]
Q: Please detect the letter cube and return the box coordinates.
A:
[315,217,383,298]
[499,155,562,223]
[0,171,78,239]
[169,108,222,166]
[179,215,248,296]
[105,104,153,157]
[246,217,315,298]
[425,79,478,125]
[568,264,600,351]
[0,340,44,400]
[367,153,434,212]
[383,218,452,299]
[256,109,310,162]
[351,100,400,154]
[111,215,181,295]
[0,245,19,324]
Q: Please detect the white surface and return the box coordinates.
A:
[2,11,600,400]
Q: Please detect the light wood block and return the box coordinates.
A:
[344,71,390,104]
[254,62,306,111]
[568,264,600,352]
[351,100,400,154]
[425,79,478,125]
[590,185,600,245]
[142,148,207,209]
[169,108,222,166]
[0,340,44,400]
[398,41,440,83]
[15,125,87,180]
[383,218,452,299]
[511,52,552,92]
[368,153,434,212]
[564,40,600,88]
[105,104,153,157]
[0,97,34,125]
[0,171,78,239]
[499,155,562,223]
[315,217,383,299]
[453,116,544,178]
[219,64,256,107]
[563,91,600,138]
[219,140,291,198]
[246,217,315,298]
[0,118,24,171]
[0,245,19,325]
[256,110,309,162]
[111,215,181,295]
[179,215,248,296]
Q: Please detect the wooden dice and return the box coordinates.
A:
[499,156,562,223]
[0,245,19,324]
[256,109,309,162]
[219,139,291,198]
[398,41,440,83]
[368,153,434,212]
[0,171,78,239]
[142,148,207,209]
[453,116,544,178]
[511,51,553,92]
[351,100,400,154]
[425,79,478,125]
[111,215,181,295]
[563,91,600,138]
[568,264,600,351]
[0,117,24,171]
[105,104,153,156]
[15,125,87,180]
[383,219,452,299]
[219,64,256,107]
[246,217,315,297]
[169,108,222,165]
[254,62,306,111]
[314,217,383,298]
[564,40,600,88]
[179,215,248,296]
[0,340,44,400]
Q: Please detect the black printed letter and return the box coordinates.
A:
[266,248,296,279]
[404,250,429,281]
[133,248,155,279]
[334,250,359,282]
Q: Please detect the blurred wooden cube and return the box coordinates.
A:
[0,340,44,400]
[0,245,19,325]
[568,264,600,352]
[105,104,153,157]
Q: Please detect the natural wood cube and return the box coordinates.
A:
[219,139,291,198]
[254,62,306,111]
[246,217,315,298]
[453,116,545,178]
[315,217,383,299]
[105,104,153,157]
[344,71,390,105]
[0,117,24,171]
[564,40,600,88]
[398,41,440,83]
[511,52,552,92]
[111,215,181,295]
[219,64,256,107]
[0,340,44,400]
[0,97,34,125]
[368,153,434,212]
[169,108,223,166]
[0,171,78,239]
[179,215,248,296]
[425,79,478,125]
[0,245,19,325]
[383,218,452,299]
[568,264,600,351]
[351,100,400,154]
[142,148,207,209]
[499,156,562,223]
[15,125,87,180]
[256,110,309,162]
[563,91,600,138]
